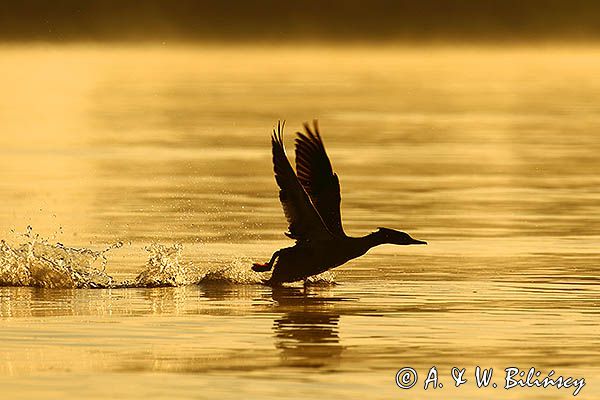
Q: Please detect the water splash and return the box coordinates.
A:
[0,227,337,289]
[133,243,191,287]
[0,226,120,288]
[306,271,337,286]
[196,257,264,285]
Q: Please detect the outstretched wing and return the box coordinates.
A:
[294,121,346,237]
[271,121,333,242]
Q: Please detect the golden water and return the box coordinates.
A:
[0,44,598,399]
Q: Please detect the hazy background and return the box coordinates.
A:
[2,0,600,43]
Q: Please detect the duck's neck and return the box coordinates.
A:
[357,231,386,251]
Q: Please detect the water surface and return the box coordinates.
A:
[0,44,599,399]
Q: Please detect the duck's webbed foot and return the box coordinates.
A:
[252,263,271,272]
[251,251,280,272]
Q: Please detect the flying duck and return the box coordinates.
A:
[252,120,426,285]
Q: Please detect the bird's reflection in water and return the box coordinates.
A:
[104,284,355,373]
[271,286,349,368]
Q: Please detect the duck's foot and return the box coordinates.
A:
[261,278,283,287]
[252,262,271,272]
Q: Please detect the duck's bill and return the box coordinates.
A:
[411,239,427,245]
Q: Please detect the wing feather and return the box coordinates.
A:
[294,121,346,237]
[271,121,332,242]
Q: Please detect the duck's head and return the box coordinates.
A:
[375,227,427,245]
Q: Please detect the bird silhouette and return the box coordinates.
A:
[253,120,426,285]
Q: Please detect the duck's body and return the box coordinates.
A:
[253,121,426,285]
[266,237,368,284]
